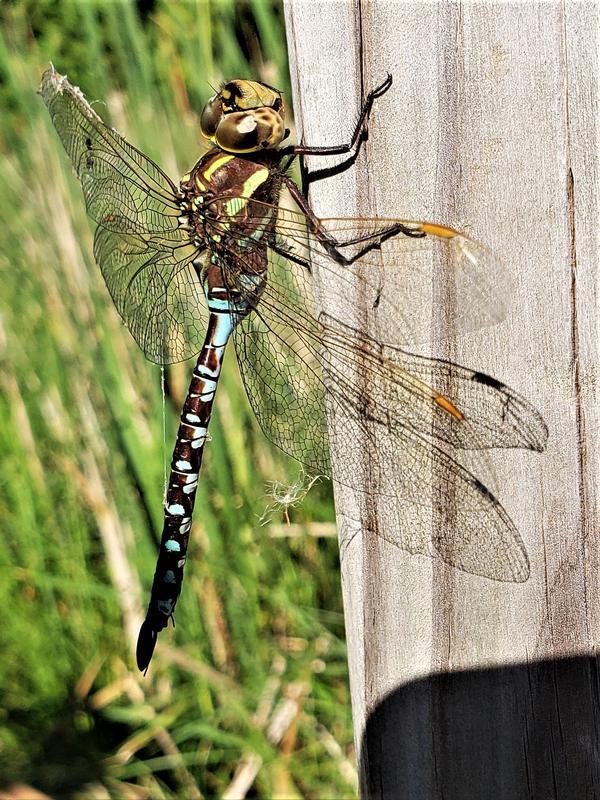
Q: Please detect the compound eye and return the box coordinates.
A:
[214,108,285,153]
[200,95,223,139]
[215,111,261,152]
[253,107,285,147]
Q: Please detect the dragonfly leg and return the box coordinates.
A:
[279,74,392,184]
[283,176,425,266]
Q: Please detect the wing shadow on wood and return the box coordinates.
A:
[359,655,600,799]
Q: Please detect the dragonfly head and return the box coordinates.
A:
[200,79,288,153]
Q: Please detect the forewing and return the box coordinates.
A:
[40,66,205,363]
[321,315,548,453]
[217,201,512,347]
[308,212,511,347]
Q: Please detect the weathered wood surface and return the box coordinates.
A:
[284,2,599,798]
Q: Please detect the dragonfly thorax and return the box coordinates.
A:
[178,148,283,255]
[200,79,288,153]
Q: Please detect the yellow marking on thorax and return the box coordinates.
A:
[203,154,235,181]
[240,167,269,198]
[420,222,459,239]
[219,168,270,220]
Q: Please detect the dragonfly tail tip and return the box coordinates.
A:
[136,619,158,673]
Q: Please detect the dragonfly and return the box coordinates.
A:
[40,66,547,672]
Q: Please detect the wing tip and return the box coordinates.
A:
[447,544,530,583]
[515,404,549,453]
[39,64,65,97]
[532,414,550,452]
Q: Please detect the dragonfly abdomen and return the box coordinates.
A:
[136,265,252,672]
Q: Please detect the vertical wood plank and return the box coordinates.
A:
[284,2,599,797]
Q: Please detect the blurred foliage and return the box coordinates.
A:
[0,1,356,797]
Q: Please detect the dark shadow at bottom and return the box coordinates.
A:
[359,655,600,800]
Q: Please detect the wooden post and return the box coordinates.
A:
[284,2,599,797]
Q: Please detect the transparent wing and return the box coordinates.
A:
[231,254,330,475]
[315,216,508,347]
[227,241,547,582]
[207,199,511,348]
[40,66,205,363]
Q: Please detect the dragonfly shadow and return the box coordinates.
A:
[359,654,600,799]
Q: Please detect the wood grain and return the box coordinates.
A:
[284,2,599,797]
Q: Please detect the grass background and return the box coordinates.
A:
[0,1,356,797]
